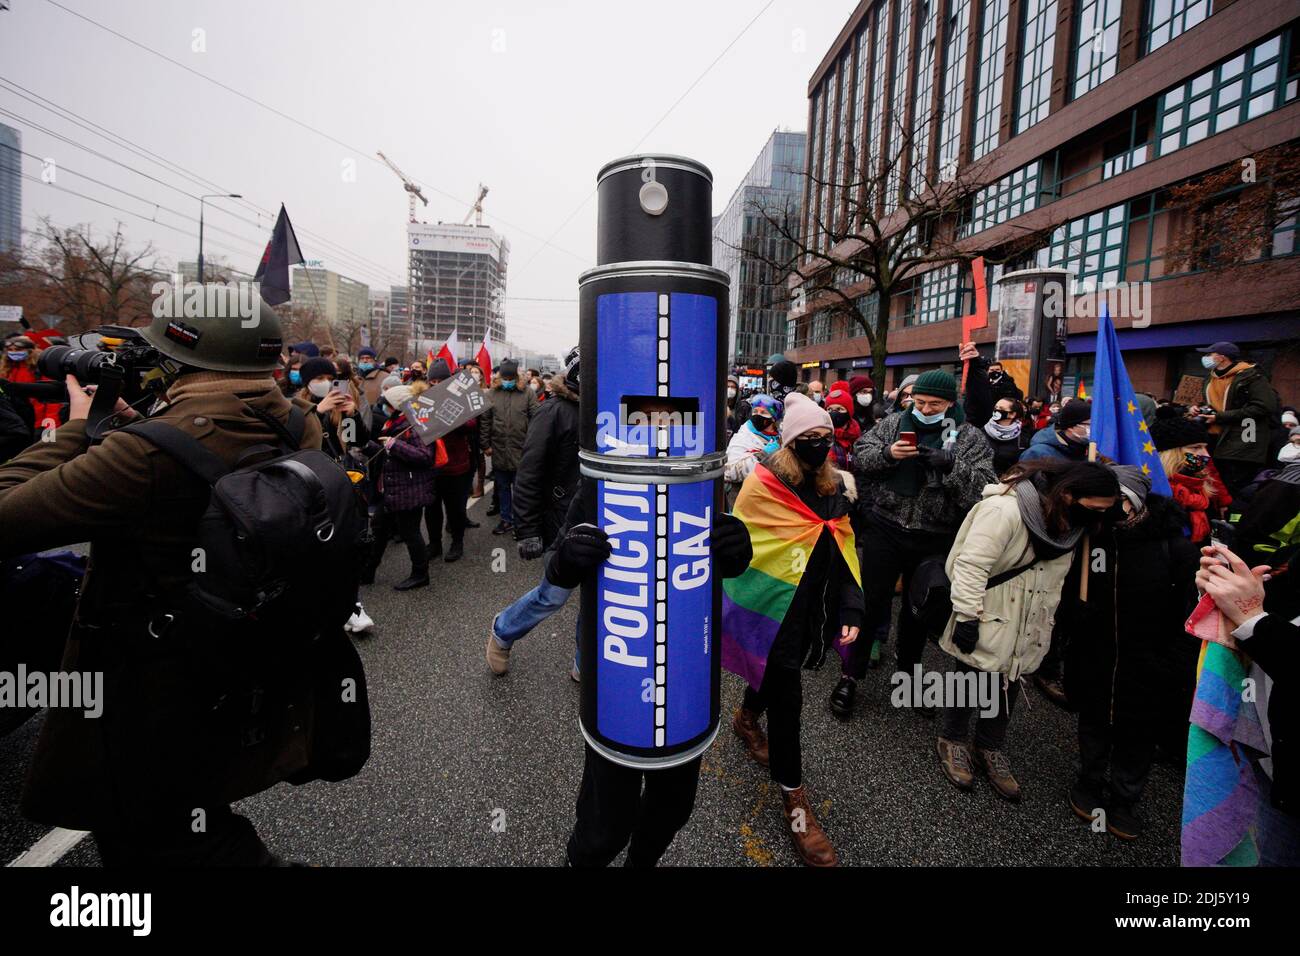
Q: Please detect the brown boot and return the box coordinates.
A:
[731,707,769,767]
[974,748,1022,803]
[781,786,837,867]
[936,737,975,791]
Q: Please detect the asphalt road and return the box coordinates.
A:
[2,490,1185,867]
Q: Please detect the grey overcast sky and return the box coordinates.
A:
[0,0,856,352]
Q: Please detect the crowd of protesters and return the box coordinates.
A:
[1,321,1296,870]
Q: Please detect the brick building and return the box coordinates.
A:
[787,0,1300,405]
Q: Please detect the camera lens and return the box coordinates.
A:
[35,345,112,384]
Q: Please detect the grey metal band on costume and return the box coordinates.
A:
[579,720,721,771]
[579,449,725,483]
[579,261,730,288]
[596,154,714,184]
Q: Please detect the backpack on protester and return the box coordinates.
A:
[123,405,363,639]
[909,545,1040,638]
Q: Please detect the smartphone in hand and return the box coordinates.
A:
[899,431,917,446]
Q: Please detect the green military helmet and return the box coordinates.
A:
[137,282,285,373]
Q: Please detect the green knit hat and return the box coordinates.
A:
[912,369,957,402]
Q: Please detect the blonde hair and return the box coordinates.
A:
[1160,447,1214,499]
[765,445,839,497]
[409,380,430,398]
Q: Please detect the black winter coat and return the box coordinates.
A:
[1062,495,1199,738]
[512,384,579,546]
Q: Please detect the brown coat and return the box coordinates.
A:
[0,377,369,831]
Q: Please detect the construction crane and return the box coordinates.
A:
[463,183,489,227]
[377,151,429,223]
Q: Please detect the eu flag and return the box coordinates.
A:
[1092,305,1172,496]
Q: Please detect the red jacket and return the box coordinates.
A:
[438,419,478,477]
[1168,466,1232,543]
[3,364,60,429]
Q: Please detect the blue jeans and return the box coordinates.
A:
[494,574,573,647]
[496,468,516,524]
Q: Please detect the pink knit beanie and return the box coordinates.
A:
[780,392,834,448]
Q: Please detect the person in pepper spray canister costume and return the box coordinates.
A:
[562,154,753,866]
[723,393,863,866]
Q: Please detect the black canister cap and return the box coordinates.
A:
[596,154,714,267]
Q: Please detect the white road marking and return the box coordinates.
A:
[8,827,88,867]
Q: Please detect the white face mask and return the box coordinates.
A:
[1201,355,1219,370]
[529,382,540,392]
[308,380,332,398]
[727,387,737,400]
[856,392,871,406]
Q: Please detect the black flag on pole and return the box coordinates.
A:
[254,204,304,306]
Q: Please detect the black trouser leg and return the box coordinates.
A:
[939,658,1017,749]
[1037,622,1065,682]
[395,508,428,573]
[972,677,1018,750]
[745,665,803,789]
[843,518,905,679]
[432,472,470,543]
[625,756,703,867]
[1076,708,1112,790]
[94,806,273,867]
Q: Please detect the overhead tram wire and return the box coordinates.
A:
[0,81,406,286]
[508,0,779,282]
[41,0,591,267]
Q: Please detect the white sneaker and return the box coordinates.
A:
[348,606,374,634]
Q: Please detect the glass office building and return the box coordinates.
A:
[0,123,20,257]
[712,130,806,371]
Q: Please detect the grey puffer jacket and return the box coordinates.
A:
[852,411,995,535]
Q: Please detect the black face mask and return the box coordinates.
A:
[793,436,832,469]
[1069,504,1105,529]
[830,410,850,428]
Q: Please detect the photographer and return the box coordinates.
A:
[0,292,370,866]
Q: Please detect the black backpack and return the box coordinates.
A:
[909,545,1039,638]
[124,406,362,639]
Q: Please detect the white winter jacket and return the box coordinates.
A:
[725,420,778,484]
[938,483,1078,680]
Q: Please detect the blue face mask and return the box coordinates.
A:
[289,370,302,385]
[1201,355,1218,370]
[913,410,946,425]
[358,362,375,373]
[501,379,517,390]
[6,351,28,362]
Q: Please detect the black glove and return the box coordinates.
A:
[917,444,956,473]
[517,536,545,561]
[953,619,980,655]
[546,523,612,589]
[712,512,753,579]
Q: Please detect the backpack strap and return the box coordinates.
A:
[121,420,231,487]
[243,403,306,453]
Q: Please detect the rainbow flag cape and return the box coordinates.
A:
[721,464,860,689]
[1181,639,1260,866]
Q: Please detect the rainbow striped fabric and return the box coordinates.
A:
[721,464,860,689]
[1181,639,1260,866]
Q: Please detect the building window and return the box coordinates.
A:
[1145,0,1211,55]
[851,24,868,185]
[1156,33,1288,158]
[1272,200,1300,259]
[855,292,879,333]
[835,54,854,232]
[971,0,1011,160]
[911,0,941,196]
[1072,0,1121,100]
[805,91,821,252]
[962,160,1046,236]
[938,0,974,178]
[885,0,914,211]
[820,70,838,250]
[1015,0,1057,134]
[914,263,960,325]
[1049,202,1126,291]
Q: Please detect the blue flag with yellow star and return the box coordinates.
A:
[1092,305,1172,496]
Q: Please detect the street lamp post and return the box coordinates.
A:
[198,193,241,283]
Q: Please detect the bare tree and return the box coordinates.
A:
[739,115,1058,377]
[0,219,160,334]
[1164,142,1300,274]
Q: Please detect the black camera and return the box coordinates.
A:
[36,326,169,403]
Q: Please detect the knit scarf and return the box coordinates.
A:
[1011,476,1084,559]
[884,405,964,499]
[984,418,1022,442]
